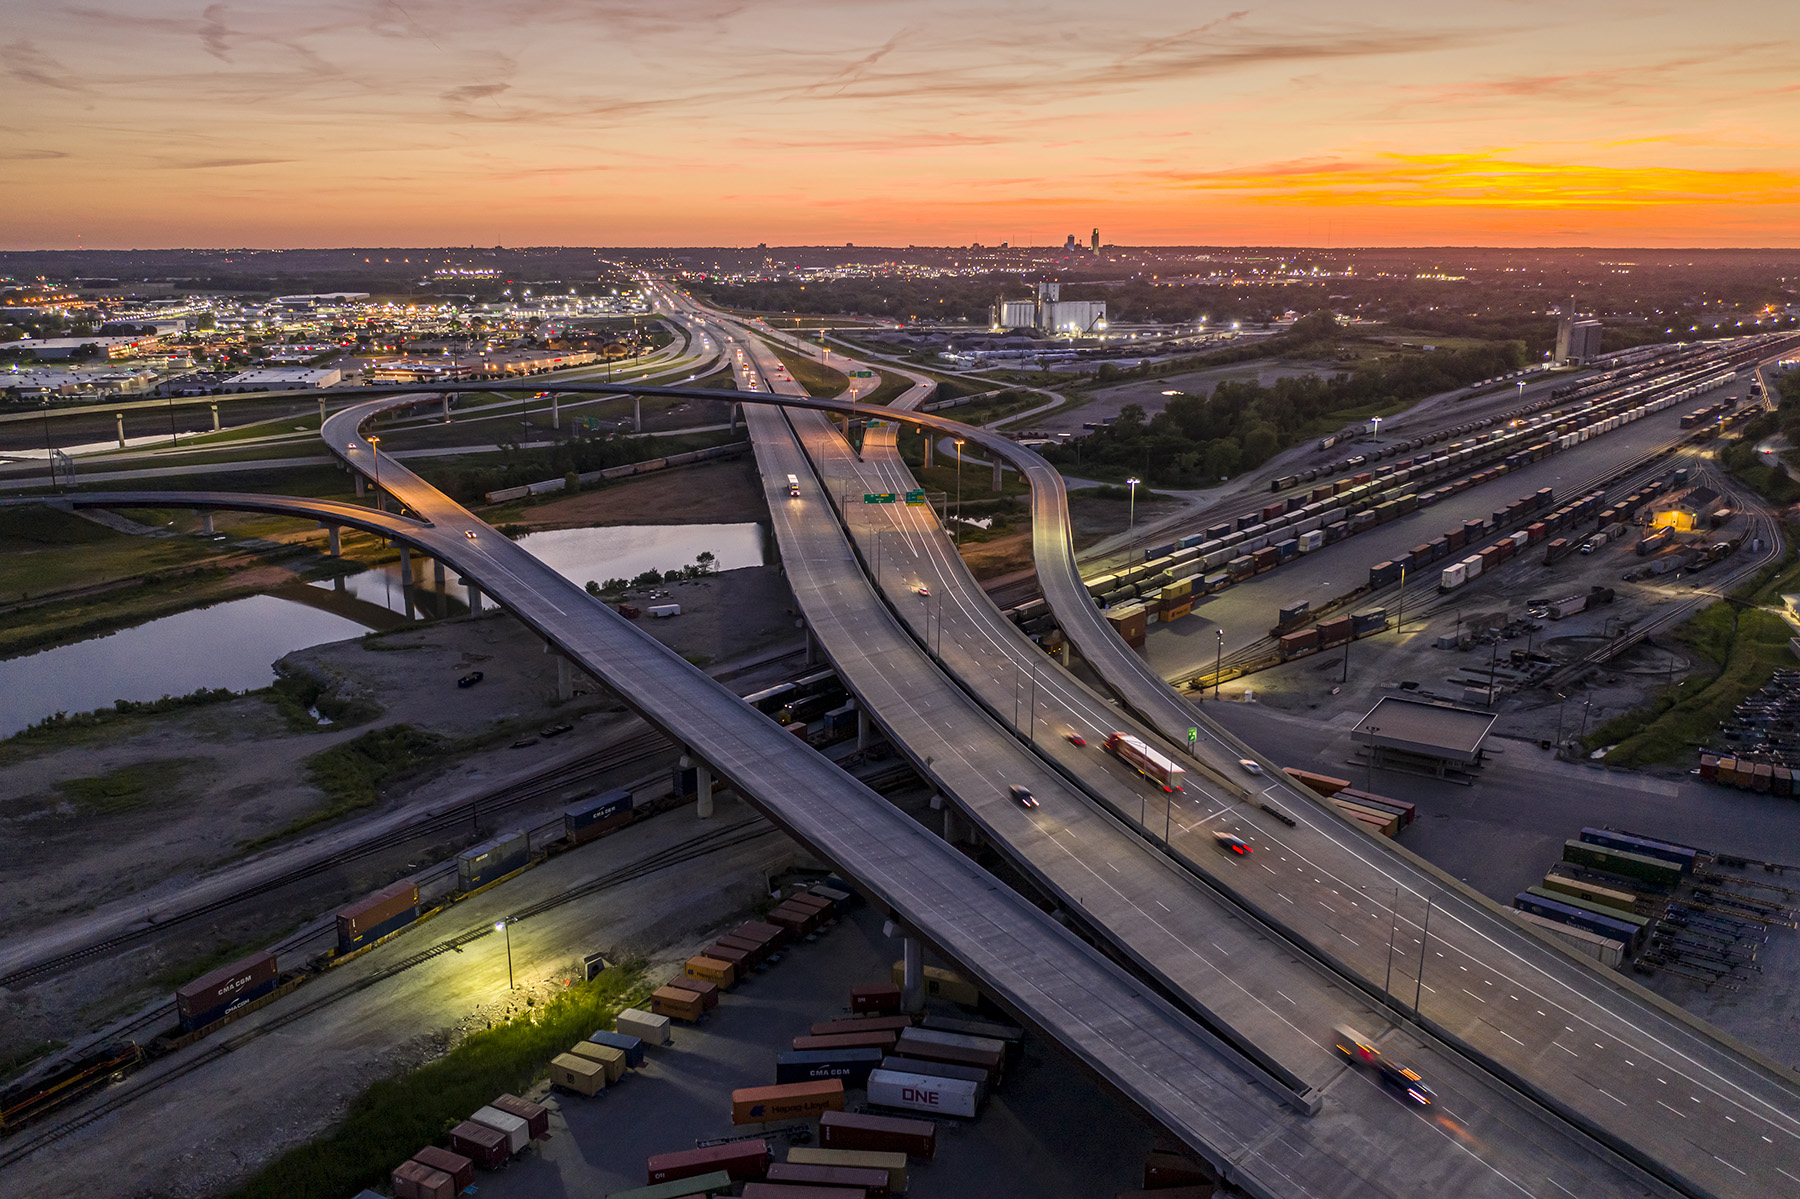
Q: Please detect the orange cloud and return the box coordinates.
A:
[1166,152,1800,210]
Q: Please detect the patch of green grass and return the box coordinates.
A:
[288,724,446,835]
[56,757,194,815]
[226,963,650,1199]
[0,688,243,764]
[863,369,915,407]
[266,671,382,733]
[1595,544,1800,766]
[765,340,851,398]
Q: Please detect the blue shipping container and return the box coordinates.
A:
[1514,893,1641,950]
[585,1029,646,1068]
[565,788,633,833]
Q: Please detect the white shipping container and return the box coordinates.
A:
[1299,530,1324,553]
[867,1068,983,1119]
[617,1007,672,1045]
[1510,531,1530,550]
[648,603,681,618]
[1440,562,1467,590]
[1462,554,1484,580]
[471,1105,530,1155]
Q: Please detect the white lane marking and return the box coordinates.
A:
[1596,1088,1626,1105]
[1463,989,1486,1004]
[1556,1044,1578,1056]
[1712,1155,1746,1176]
[1656,1099,1687,1118]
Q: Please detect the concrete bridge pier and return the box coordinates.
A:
[318,397,327,424]
[634,395,643,433]
[441,394,451,422]
[856,707,872,750]
[323,524,341,557]
[461,577,482,615]
[551,393,560,430]
[922,436,933,469]
[556,655,573,701]
[805,627,822,667]
[115,412,126,448]
[399,544,413,585]
[355,474,366,497]
[992,458,1003,491]
[210,403,220,432]
[433,558,446,585]
[941,802,969,844]
[901,934,924,1012]
[199,511,214,535]
[730,403,740,434]
[695,761,714,819]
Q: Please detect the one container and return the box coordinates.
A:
[607,1171,733,1199]
[448,1120,509,1171]
[648,603,681,617]
[457,830,528,891]
[392,1160,455,1199]
[866,1068,983,1119]
[470,1104,529,1156]
[809,1016,914,1037]
[776,1048,884,1087]
[767,1162,890,1199]
[898,1026,1006,1056]
[730,1079,846,1124]
[550,1052,607,1096]
[651,986,706,1023]
[818,1110,936,1159]
[736,920,791,949]
[489,1093,549,1140]
[647,1140,771,1184]
[336,880,420,955]
[176,951,279,1032]
[586,1028,646,1068]
[851,983,902,1014]
[571,1040,628,1083]
[410,1146,473,1194]
[617,1008,672,1045]
[785,1148,907,1192]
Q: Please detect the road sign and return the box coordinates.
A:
[1187,727,1198,745]
[849,370,875,378]
[863,493,896,504]
[904,489,926,506]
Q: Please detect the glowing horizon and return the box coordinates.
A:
[4,1,1798,250]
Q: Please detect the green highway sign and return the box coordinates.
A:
[1187,727,1198,744]
[904,489,926,505]
[849,369,875,377]
[863,493,897,504]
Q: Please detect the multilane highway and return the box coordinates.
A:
[671,293,1800,1199]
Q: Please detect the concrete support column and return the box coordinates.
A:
[696,762,714,820]
[942,803,969,844]
[327,525,341,557]
[355,474,366,497]
[462,578,482,615]
[318,397,327,423]
[1060,641,1071,668]
[199,511,214,535]
[433,558,446,585]
[806,626,821,667]
[922,436,933,469]
[115,413,126,448]
[556,656,573,700]
[634,395,642,432]
[901,936,925,1012]
[442,394,451,422]
[856,707,871,750]
[210,403,220,432]
[398,544,413,585]
[992,458,1003,491]
[730,403,739,434]
[551,393,560,430]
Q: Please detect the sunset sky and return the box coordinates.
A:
[5,1,1797,248]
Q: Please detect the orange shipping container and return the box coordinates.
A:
[730,1079,846,1124]
[651,986,706,1022]
[667,975,720,1009]
[791,1030,899,1052]
[684,955,737,989]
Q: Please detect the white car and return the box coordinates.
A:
[1237,759,1263,776]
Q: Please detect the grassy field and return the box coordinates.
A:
[862,369,915,407]
[1590,544,1800,766]
[765,340,851,398]
[56,757,196,816]
[0,688,242,765]
[227,963,650,1199]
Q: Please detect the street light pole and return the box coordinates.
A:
[40,401,55,489]
[495,920,514,990]
[1215,628,1224,699]
[368,435,382,511]
[1413,896,1434,1016]
[1127,476,1140,534]
[954,439,965,539]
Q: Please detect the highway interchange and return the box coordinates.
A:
[21,292,1800,1198]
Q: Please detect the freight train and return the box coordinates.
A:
[0,1040,144,1137]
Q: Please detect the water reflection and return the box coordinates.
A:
[0,595,372,737]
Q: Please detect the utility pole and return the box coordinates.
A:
[1382,886,1400,1003]
[1395,564,1405,633]
[1413,896,1434,1016]
[1215,628,1225,698]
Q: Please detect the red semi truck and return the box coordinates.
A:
[1105,732,1187,791]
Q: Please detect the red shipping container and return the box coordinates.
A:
[767,1162,890,1199]
[809,1015,913,1037]
[666,975,721,1009]
[714,934,766,962]
[819,1110,937,1159]
[851,983,902,1014]
[742,1186,865,1199]
[648,1139,771,1183]
[449,1120,509,1171]
[735,920,790,948]
[410,1146,473,1192]
[703,943,754,970]
[784,893,832,915]
[490,1093,549,1140]
[392,1159,454,1199]
[175,951,278,1027]
[792,1030,898,1052]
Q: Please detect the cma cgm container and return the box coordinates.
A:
[177,950,278,1032]
[336,880,420,955]
[777,1048,884,1086]
[564,787,633,844]
[458,831,528,891]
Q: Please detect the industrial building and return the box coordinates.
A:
[1353,697,1497,780]
[1556,299,1603,364]
[1651,485,1722,532]
[220,366,344,390]
[988,281,1106,336]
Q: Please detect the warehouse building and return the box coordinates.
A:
[1354,697,1496,781]
[1650,486,1722,532]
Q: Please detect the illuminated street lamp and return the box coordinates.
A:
[1370,416,1382,441]
[1126,476,1141,533]
[1215,628,1225,698]
[954,438,965,538]
[495,920,514,990]
[368,435,382,509]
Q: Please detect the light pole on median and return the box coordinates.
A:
[1215,628,1224,699]
[368,435,382,511]
[953,439,965,540]
[1413,897,1434,1016]
[1126,476,1140,534]
[496,920,514,990]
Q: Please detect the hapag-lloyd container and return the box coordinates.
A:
[866,1067,982,1119]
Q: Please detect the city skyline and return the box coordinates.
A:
[5,0,1798,249]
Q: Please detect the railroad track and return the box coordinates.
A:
[0,816,779,1170]
[0,729,671,990]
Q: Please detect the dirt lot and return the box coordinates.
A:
[485,454,766,531]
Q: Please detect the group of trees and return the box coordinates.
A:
[426,428,714,504]
[1043,331,1527,487]
[586,552,718,596]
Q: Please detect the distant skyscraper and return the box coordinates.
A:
[1064,233,1078,252]
[1091,228,1100,253]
